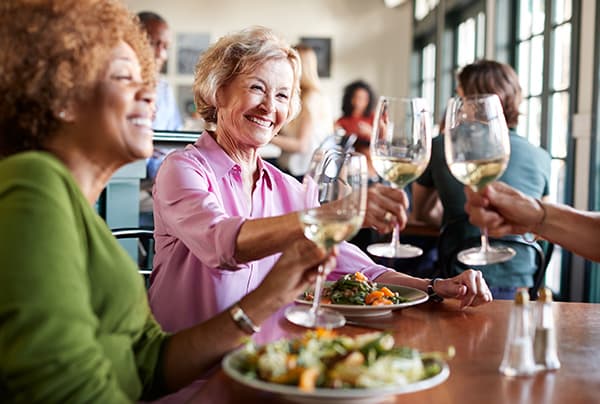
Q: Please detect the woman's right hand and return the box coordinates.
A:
[363,183,409,234]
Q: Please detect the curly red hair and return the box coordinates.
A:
[0,0,155,156]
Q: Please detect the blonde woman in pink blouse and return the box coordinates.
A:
[149,26,492,334]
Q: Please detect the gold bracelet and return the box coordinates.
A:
[229,303,261,334]
[529,198,547,238]
[534,198,547,226]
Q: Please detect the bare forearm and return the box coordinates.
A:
[537,203,600,261]
[374,270,429,292]
[411,184,442,226]
[161,288,282,391]
[235,213,304,262]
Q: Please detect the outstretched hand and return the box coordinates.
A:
[434,270,493,309]
[464,182,544,237]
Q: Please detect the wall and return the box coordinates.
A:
[125,0,413,119]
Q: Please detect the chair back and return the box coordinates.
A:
[111,227,154,287]
[438,217,554,299]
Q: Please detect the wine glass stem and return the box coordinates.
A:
[390,223,401,252]
[309,264,325,318]
[480,227,490,253]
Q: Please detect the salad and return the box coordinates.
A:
[305,272,409,305]
[235,329,443,391]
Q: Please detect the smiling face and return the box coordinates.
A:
[72,41,155,165]
[215,58,294,152]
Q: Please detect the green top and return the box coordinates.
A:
[0,152,169,403]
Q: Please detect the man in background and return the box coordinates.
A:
[138,11,182,131]
[137,12,182,228]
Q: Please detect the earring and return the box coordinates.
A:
[58,111,67,120]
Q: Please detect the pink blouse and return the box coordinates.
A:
[148,133,390,332]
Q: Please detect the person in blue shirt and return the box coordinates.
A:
[138,11,182,131]
[137,12,183,227]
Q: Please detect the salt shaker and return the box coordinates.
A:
[499,288,537,376]
[533,287,561,370]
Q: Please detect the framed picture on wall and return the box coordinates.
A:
[176,85,195,119]
[176,32,210,75]
[300,37,332,78]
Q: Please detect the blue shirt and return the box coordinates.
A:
[153,77,182,131]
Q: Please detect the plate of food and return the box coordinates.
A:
[294,272,429,318]
[222,329,450,404]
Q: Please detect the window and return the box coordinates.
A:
[412,0,578,299]
[411,42,437,117]
[514,0,574,294]
[415,0,440,21]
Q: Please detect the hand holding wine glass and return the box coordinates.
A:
[367,96,432,258]
[444,94,515,266]
[285,150,368,329]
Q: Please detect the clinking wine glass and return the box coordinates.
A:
[285,150,368,329]
[367,96,432,258]
[444,94,516,265]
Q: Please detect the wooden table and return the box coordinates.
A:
[188,300,600,404]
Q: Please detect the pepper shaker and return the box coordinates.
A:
[499,288,537,376]
[533,287,561,370]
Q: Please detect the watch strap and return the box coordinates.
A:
[427,278,444,303]
[229,303,261,334]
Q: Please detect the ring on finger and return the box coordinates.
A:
[384,212,394,222]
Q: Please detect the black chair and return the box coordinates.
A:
[438,217,554,300]
[111,227,154,287]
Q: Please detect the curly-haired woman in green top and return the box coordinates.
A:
[0,1,330,402]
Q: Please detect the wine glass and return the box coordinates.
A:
[444,94,516,265]
[366,96,432,258]
[285,150,368,329]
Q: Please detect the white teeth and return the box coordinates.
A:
[129,117,152,128]
[247,115,272,127]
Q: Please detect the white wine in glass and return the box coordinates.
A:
[445,94,516,266]
[367,96,432,258]
[285,150,368,329]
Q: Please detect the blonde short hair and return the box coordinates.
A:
[194,26,301,129]
[0,0,154,157]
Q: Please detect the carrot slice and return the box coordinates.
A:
[372,298,393,305]
[299,367,320,391]
[380,286,394,297]
[365,290,384,305]
[354,272,368,282]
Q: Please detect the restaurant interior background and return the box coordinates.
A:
[122,0,600,303]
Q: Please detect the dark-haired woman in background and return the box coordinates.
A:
[335,80,377,180]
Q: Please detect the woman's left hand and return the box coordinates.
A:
[434,270,493,309]
[363,183,409,233]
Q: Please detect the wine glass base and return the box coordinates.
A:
[457,246,516,266]
[367,242,423,258]
[284,305,346,329]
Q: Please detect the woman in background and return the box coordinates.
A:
[0,2,330,402]
[412,60,552,299]
[335,79,377,179]
[271,44,334,178]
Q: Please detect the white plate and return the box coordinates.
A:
[222,349,449,404]
[294,283,429,318]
